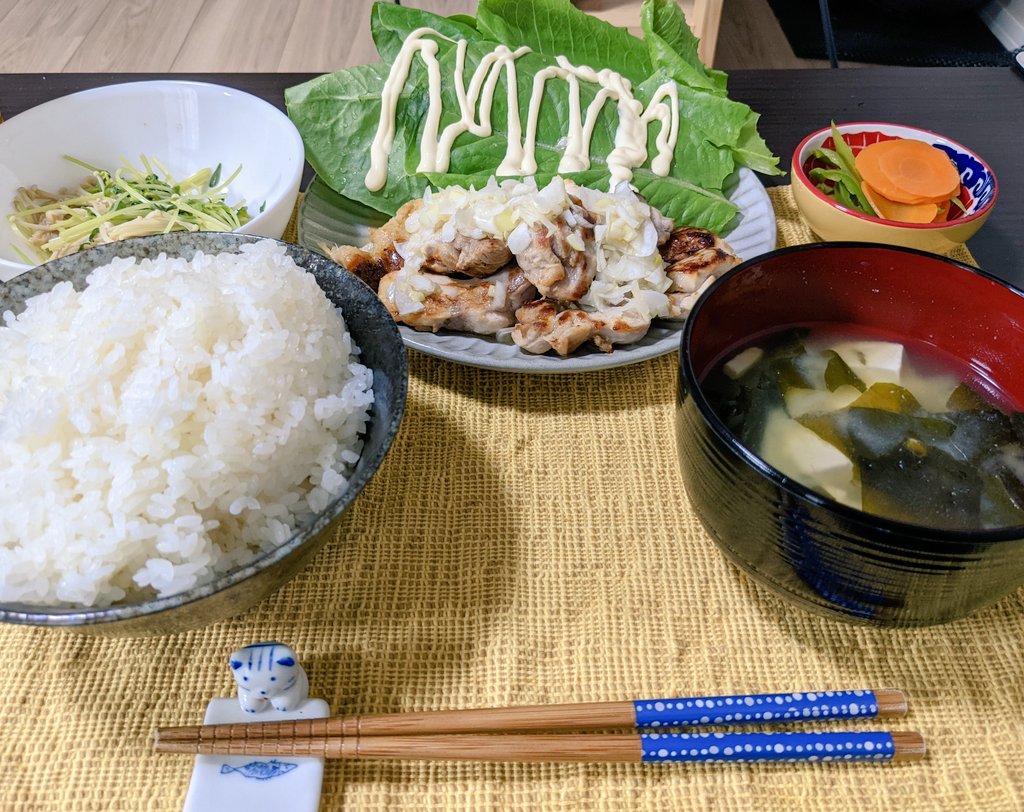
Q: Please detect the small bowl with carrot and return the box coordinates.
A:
[791,122,997,255]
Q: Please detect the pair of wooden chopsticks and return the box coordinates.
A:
[154,688,925,765]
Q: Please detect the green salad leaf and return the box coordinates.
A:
[285,0,780,233]
[477,0,653,84]
[283,62,428,216]
[640,0,728,95]
[370,2,480,65]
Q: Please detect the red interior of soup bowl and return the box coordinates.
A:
[686,243,1024,410]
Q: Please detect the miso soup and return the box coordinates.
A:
[702,324,1024,530]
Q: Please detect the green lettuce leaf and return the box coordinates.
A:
[640,0,779,174]
[370,2,480,65]
[286,0,778,231]
[447,13,477,28]
[733,110,781,176]
[285,63,425,215]
[475,0,652,83]
[641,0,728,95]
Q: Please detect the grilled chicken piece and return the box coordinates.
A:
[325,199,421,290]
[369,199,420,253]
[512,301,651,356]
[421,233,513,278]
[659,226,740,296]
[667,277,717,320]
[325,243,402,293]
[590,305,652,348]
[512,300,597,356]
[513,203,597,303]
[379,265,536,335]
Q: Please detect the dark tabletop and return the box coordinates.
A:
[1,68,1020,284]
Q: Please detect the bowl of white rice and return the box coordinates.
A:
[0,233,407,635]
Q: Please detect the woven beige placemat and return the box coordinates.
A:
[3,188,1020,811]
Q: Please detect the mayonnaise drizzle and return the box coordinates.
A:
[365,28,680,193]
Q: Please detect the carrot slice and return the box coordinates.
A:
[854,139,961,205]
[861,181,940,224]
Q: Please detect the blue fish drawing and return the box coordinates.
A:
[219,759,299,780]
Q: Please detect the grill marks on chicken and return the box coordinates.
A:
[511,301,651,355]
[591,305,652,347]
[661,226,740,294]
[326,243,401,294]
[660,226,740,320]
[379,265,536,335]
[512,300,597,356]
[324,199,420,292]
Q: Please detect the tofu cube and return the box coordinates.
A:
[832,341,904,387]
[760,409,861,509]
[784,384,862,418]
[723,346,764,380]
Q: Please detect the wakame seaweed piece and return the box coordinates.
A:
[739,374,787,449]
[708,328,805,432]
[701,370,750,434]
[979,468,1024,528]
[844,407,956,461]
[823,350,866,393]
[771,357,816,391]
[979,445,1024,504]
[946,382,990,412]
[768,327,809,358]
[801,408,948,468]
[702,348,776,436]
[747,331,817,443]
[848,382,922,415]
[766,329,814,391]
[860,442,983,529]
[978,446,1024,528]
[938,408,1019,464]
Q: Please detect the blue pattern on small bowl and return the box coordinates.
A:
[933,142,996,213]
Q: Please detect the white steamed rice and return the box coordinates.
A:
[0,240,373,607]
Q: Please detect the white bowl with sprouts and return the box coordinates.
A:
[0,80,305,281]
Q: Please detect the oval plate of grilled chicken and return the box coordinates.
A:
[298,169,776,373]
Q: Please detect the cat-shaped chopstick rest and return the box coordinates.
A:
[229,642,310,713]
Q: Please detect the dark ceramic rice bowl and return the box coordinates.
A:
[0,233,407,635]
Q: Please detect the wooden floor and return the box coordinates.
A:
[0,0,833,73]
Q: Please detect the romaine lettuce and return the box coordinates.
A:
[285,0,779,234]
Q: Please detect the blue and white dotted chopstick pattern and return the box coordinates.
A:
[633,690,879,728]
[639,731,896,763]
